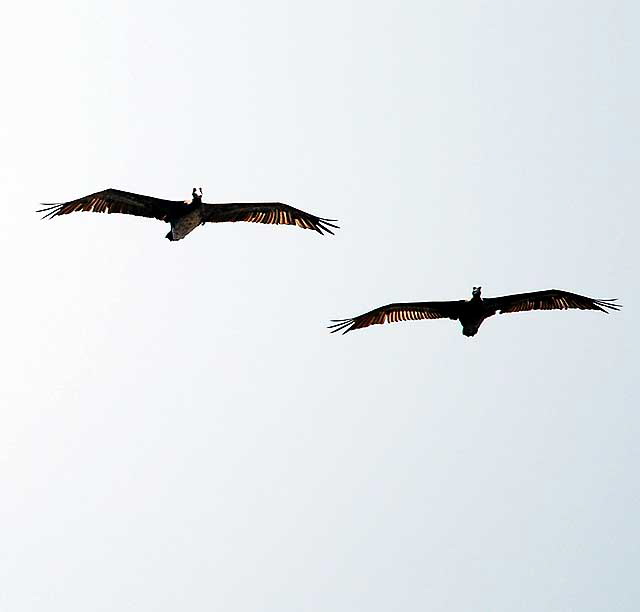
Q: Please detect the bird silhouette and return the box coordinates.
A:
[330,287,620,337]
[39,187,338,241]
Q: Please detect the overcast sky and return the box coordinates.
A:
[1,1,638,610]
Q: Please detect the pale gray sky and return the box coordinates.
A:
[1,1,638,610]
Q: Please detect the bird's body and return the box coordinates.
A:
[169,189,205,241]
[170,206,203,241]
[330,287,620,337]
[458,291,488,337]
[38,187,338,240]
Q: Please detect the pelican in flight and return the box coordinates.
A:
[39,188,338,241]
[330,287,620,337]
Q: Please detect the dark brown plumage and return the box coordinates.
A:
[329,287,620,337]
[38,188,339,240]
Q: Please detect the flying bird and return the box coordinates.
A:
[38,188,339,241]
[329,287,621,337]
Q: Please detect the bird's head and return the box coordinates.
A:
[191,187,203,204]
[472,286,482,298]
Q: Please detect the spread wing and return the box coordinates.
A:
[38,188,187,222]
[485,289,621,315]
[201,202,338,235]
[329,300,466,334]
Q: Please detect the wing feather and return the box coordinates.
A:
[486,289,621,315]
[329,301,465,334]
[201,202,339,235]
[38,188,186,222]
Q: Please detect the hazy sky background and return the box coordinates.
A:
[1,1,638,610]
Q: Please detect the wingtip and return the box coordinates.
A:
[320,219,339,227]
[315,219,339,236]
[327,318,354,334]
[597,298,622,312]
[36,203,64,219]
